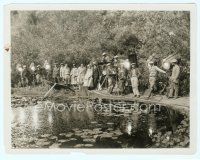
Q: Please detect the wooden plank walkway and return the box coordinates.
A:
[88,90,189,112]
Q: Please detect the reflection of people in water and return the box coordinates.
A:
[119,113,152,148]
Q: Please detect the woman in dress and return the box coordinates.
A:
[77,64,86,89]
[83,64,93,89]
[70,64,78,86]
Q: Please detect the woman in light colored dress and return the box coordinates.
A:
[83,64,93,89]
[70,64,78,85]
[77,64,86,86]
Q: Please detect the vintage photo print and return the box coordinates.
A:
[4,4,197,154]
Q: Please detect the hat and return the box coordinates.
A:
[102,52,107,56]
[171,59,177,63]
[149,61,154,64]
[114,55,119,59]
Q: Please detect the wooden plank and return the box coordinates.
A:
[88,90,189,111]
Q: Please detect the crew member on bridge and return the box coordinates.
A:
[106,63,117,94]
[147,60,166,98]
[168,59,180,99]
[130,63,141,97]
[52,63,59,83]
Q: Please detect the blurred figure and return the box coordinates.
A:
[106,63,117,94]
[146,60,166,98]
[83,64,93,90]
[129,63,141,97]
[44,60,51,80]
[70,64,78,86]
[16,64,23,87]
[168,59,180,99]
[92,61,100,90]
[63,63,71,85]
[52,63,59,83]
[99,65,108,90]
[21,65,30,87]
[35,65,43,85]
[118,65,127,95]
[77,64,87,89]
[59,63,65,82]
[29,62,36,86]
[101,52,110,64]
[113,55,120,66]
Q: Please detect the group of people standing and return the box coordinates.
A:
[15,52,181,99]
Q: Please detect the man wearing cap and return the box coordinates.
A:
[168,59,180,99]
[129,63,141,97]
[147,60,166,98]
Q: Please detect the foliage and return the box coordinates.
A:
[11,10,190,95]
[152,113,189,148]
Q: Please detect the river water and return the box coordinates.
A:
[11,98,188,148]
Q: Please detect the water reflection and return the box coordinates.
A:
[18,107,26,124]
[11,99,182,148]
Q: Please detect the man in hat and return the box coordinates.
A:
[129,63,141,97]
[101,52,110,64]
[168,59,180,99]
[147,60,166,98]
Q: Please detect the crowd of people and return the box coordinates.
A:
[14,52,181,99]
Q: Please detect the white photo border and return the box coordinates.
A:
[4,3,197,155]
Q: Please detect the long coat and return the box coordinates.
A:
[83,68,93,87]
[70,67,78,85]
[77,66,86,85]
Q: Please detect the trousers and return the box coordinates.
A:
[131,77,140,96]
[169,81,179,98]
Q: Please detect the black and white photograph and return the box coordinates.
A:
[6,4,195,150]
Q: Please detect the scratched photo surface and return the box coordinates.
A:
[11,10,190,149]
